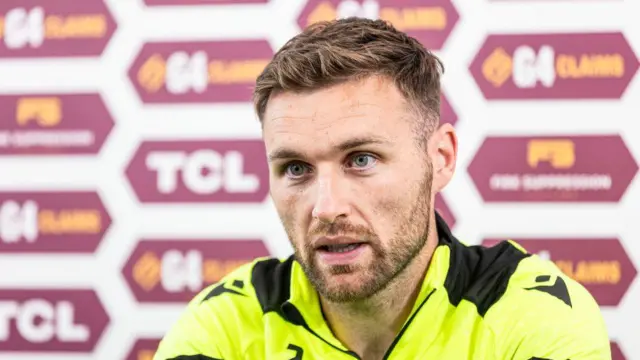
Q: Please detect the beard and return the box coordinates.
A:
[283,163,434,303]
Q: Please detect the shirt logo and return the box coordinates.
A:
[287,344,304,360]
[525,275,572,308]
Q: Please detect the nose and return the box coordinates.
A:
[311,176,350,224]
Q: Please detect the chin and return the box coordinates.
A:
[319,272,378,302]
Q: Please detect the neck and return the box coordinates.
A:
[320,228,438,360]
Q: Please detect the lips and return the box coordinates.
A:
[314,237,366,253]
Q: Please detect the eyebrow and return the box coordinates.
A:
[267,136,390,162]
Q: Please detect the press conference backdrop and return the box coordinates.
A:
[0,0,637,358]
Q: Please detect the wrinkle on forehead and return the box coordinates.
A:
[262,77,417,150]
[265,76,406,119]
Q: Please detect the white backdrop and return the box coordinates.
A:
[0,0,637,358]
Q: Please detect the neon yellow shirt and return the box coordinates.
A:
[154,214,611,360]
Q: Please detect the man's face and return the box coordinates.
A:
[262,76,441,303]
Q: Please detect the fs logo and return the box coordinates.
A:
[527,140,574,169]
[0,94,114,155]
[467,135,638,202]
[470,33,639,99]
[0,289,109,352]
[298,0,459,50]
[123,239,270,303]
[0,0,117,58]
[16,96,61,127]
[129,40,273,103]
[0,192,111,253]
[126,140,269,204]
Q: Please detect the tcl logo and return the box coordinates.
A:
[147,150,259,195]
[0,300,88,343]
[0,290,109,352]
[126,141,269,203]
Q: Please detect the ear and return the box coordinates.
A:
[429,123,458,192]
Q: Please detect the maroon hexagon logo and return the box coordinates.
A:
[125,338,162,360]
[125,140,269,204]
[128,40,274,104]
[611,341,627,360]
[122,239,270,303]
[468,135,638,202]
[435,193,455,229]
[0,94,114,155]
[483,238,637,307]
[0,191,111,253]
[144,0,267,5]
[297,0,459,50]
[0,0,117,58]
[0,289,109,352]
[440,92,457,126]
[470,32,639,99]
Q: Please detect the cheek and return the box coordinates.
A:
[369,186,417,237]
[368,196,402,235]
[273,188,307,237]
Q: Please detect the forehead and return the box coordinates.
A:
[262,77,415,151]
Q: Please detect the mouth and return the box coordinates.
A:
[317,243,366,253]
[313,237,369,265]
[314,236,366,251]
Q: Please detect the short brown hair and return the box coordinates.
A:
[253,17,444,132]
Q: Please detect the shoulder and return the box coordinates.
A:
[478,241,610,358]
[154,256,294,359]
[187,255,295,323]
[486,243,606,324]
[444,237,602,318]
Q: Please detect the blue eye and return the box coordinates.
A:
[347,154,377,169]
[284,162,308,177]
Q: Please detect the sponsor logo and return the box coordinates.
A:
[126,140,269,204]
[440,93,457,126]
[297,0,459,50]
[125,338,161,360]
[467,135,638,202]
[123,239,270,303]
[0,192,111,254]
[128,40,274,104]
[0,289,109,352]
[482,238,637,306]
[611,341,627,360]
[470,32,639,99]
[0,0,117,58]
[435,193,455,229]
[0,94,114,155]
[144,0,268,5]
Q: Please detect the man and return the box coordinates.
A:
[154,18,611,360]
